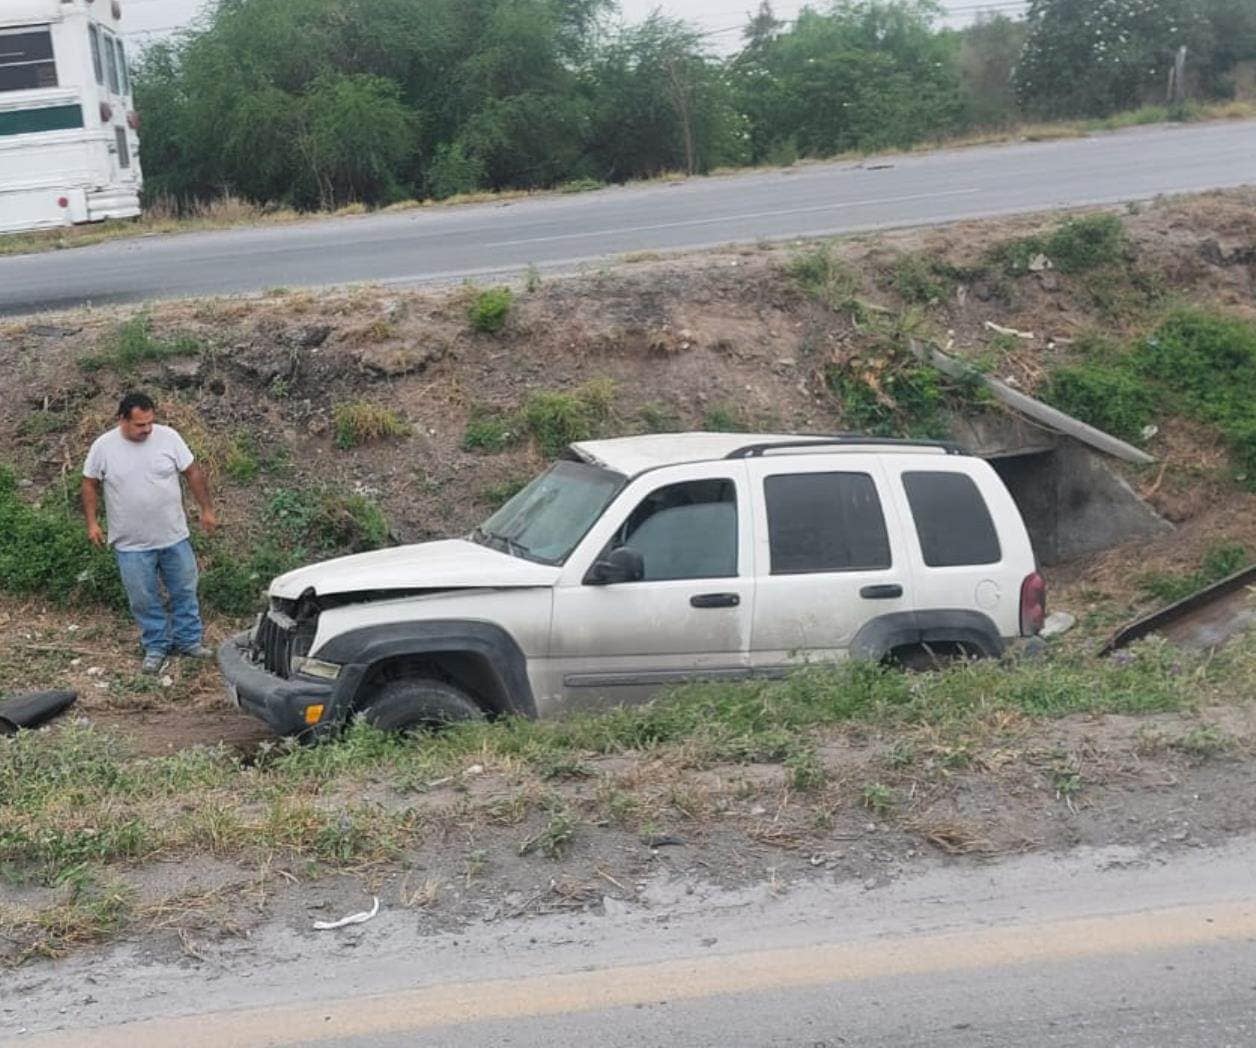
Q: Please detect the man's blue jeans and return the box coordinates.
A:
[115,539,203,657]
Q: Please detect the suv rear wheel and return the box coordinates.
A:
[358,678,485,732]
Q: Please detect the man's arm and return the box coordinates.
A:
[183,463,218,534]
[82,476,105,547]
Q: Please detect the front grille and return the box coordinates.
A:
[255,610,296,678]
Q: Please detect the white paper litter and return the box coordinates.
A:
[313,896,380,931]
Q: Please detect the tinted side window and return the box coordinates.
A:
[765,472,891,574]
[613,479,738,581]
[902,471,1001,567]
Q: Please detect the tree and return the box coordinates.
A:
[1014,0,1211,118]
[297,75,416,208]
[586,17,746,180]
[732,2,966,163]
[959,14,1026,127]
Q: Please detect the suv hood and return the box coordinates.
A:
[269,539,561,600]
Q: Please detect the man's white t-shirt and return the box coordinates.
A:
[83,424,195,551]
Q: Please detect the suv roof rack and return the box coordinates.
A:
[725,435,968,459]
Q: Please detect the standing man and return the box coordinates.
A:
[83,392,219,674]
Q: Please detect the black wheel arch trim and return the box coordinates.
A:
[850,610,1005,661]
[317,620,537,721]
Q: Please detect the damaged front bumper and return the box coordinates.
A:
[217,631,341,737]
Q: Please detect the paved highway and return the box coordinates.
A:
[15,837,1256,1047]
[1,120,1253,316]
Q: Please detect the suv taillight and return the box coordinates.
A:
[1020,571,1046,636]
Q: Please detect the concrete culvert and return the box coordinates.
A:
[954,415,1171,566]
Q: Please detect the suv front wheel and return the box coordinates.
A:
[357,678,485,732]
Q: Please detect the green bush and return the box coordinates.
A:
[826,345,959,439]
[1040,310,1256,485]
[892,252,953,304]
[1140,310,1256,478]
[0,468,126,608]
[199,543,302,617]
[787,244,861,309]
[522,380,615,457]
[1043,363,1155,443]
[994,213,1128,276]
[267,487,390,554]
[701,404,747,432]
[467,287,514,334]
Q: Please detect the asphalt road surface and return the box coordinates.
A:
[13,837,1256,1047]
[2,120,1254,316]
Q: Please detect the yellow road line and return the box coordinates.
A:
[32,899,1256,1047]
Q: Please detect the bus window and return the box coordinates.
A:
[89,24,104,85]
[0,27,58,92]
[114,38,129,95]
[103,30,119,94]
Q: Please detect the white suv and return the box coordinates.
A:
[218,434,1046,736]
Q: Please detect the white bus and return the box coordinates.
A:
[0,0,142,235]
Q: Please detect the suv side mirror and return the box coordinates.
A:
[587,546,645,585]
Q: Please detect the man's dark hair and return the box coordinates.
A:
[117,392,156,420]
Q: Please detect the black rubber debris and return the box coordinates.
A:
[0,690,79,735]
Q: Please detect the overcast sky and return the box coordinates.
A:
[121,0,1026,48]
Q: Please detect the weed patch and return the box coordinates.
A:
[522,380,615,457]
[479,477,528,509]
[462,406,521,453]
[467,287,514,334]
[0,469,125,607]
[332,401,411,450]
[892,252,954,305]
[79,315,202,372]
[787,244,861,309]
[1042,309,1256,483]
[701,404,748,432]
[992,213,1128,276]
[827,340,980,438]
[1137,543,1248,605]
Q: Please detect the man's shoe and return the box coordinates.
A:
[176,644,214,660]
[141,652,167,675]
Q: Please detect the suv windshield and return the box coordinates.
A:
[472,460,624,565]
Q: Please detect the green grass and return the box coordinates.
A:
[787,244,862,309]
[462,406,521,452]
[331,401,412,450]
[992,213,1128,276]
[1137,543,1249,605]
[892,252,954,305]
[78,315,202,372]
[1,631,1251,961]
[467,287,514,334]
[701,404,748,432]
[1042,309,1256,484]
[222,433,261,483]
[479,477,529,509]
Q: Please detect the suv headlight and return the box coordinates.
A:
[291,656,342,681]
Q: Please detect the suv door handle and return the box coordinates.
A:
[860,584,903,600]
[691,593,740,608]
